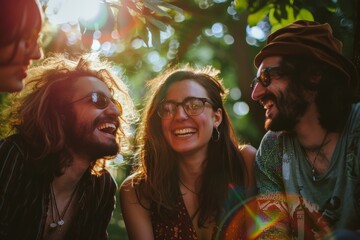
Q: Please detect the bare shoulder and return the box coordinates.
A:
[119,175,140,204]
[238,144,257,192]
[120,175,135,192]
[119,174,154,239]
[239,144,257,165]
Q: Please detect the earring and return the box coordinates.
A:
[212,126,220,142]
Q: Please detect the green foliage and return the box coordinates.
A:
[247,4,270,26]
[236,0,355,33]
[0,93,11,139]
[87,0,183,48]
[234,0,248,13]
[269,5,314,32]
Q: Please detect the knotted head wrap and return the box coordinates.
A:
[254,20,358,90]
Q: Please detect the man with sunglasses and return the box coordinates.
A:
[0,54,136,239]
[251,20,360,239]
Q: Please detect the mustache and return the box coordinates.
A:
[260,93,277,105]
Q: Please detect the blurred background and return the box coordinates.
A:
[1,0,359,238]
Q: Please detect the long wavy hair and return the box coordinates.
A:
[280,56,359,132]
[3,54,137,176]
[131,65,248,226]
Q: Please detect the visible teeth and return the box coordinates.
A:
[263,100,274,110]
[174,128,195,135]
[98,123,116,130]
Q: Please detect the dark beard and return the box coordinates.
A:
[64,113,119,161]
[265,110,298,132]
[265,86,309,132]
[72,138,119,160]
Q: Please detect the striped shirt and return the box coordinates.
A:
[0,134,117,240]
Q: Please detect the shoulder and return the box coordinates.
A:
[257,131,285,156]
[239,144,256,161]
[98,169,117,184]
[89,169,117,197]
[120,174,150,208]
[349,103,360,128]
[120,174,140,202]
[261,130,283,143]
[119,175,154,239]
[0,134,28,169]
[120,175,134,195]
[239,144,256,169]
[0,134,27,156]
[239,144,257,194]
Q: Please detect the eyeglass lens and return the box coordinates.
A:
[251,67,282,89]
[158,97,209,119]
[90,92,123,114]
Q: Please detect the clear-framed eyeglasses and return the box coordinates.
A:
[157,97,214,119]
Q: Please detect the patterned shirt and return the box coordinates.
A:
[0,134,117,240]
[255,103,360,239]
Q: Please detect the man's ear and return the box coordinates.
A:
[309,70,322,84]
[304,69,323,91]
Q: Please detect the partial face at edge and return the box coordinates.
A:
[0,0,42,93]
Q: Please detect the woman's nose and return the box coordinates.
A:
[173,105,189,120]
[27,42,42,60]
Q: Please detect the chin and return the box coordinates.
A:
[0,83,24,93]
[79,140,119,160]
[100,142,119,155]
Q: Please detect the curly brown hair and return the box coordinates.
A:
[3,53,137,176]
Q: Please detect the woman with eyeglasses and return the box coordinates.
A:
[120,65,257,239]
[0,0,43,93]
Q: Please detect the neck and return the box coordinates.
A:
[178,156,205,179]
[178,156,205,194]
[294,103,329,148]
[53,154,90,193]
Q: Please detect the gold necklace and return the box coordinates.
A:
[49,182,80,231]
[179,178,198,195]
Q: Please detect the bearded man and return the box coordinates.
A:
[251,20,360,239]
[0,54,136,240]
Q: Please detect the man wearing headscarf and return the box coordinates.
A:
[251,20,360,239]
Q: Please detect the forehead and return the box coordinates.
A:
[258,56,283,73]
[165,79,208,100]
[70,76,111,99]
[21,1,42,36]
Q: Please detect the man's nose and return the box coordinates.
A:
[251,82,266,101]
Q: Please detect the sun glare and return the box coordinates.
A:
[46,0,102,24]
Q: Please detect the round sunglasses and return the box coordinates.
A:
[68,91,123,115]
[250,66,283,90]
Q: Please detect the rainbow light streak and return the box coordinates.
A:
[214,183,287,239]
